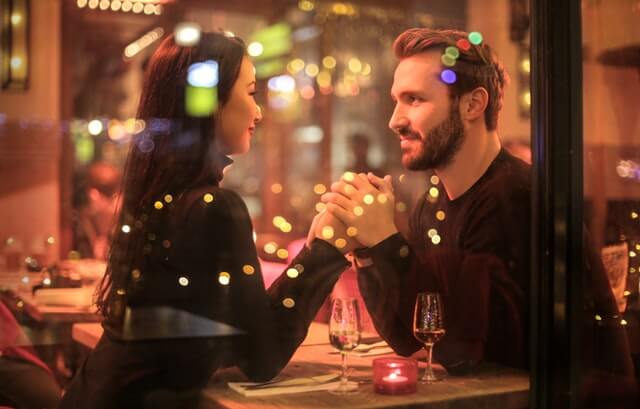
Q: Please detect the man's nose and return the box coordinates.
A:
[388,105,407,132]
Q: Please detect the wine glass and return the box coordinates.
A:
[413,292,445,383]
[328,297,362,395]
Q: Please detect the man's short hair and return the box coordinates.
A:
[393,28,509,131]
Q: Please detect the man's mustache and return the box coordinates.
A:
[395,126,420,138]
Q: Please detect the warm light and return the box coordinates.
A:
[154,201,164,210]
[122,1,133,12]
[77,0,88,8]
[88,0,99,9]
[218,272,230,285]
[436,210,446,221]
[287,268,300,278]
[10,13,22,25]
[322,56,336,69]
[108,120,128,141]
[335,238,347,249]
[429,187,439,198]
[427,229,437,238]
[298,0,314,11]
[281,223,292,233]
[10,57,22,69]
[313,184,327,194]
[46,236,55,245]
[522,91,531,107]
[322,226,335,239]
[247,42,264,57]
[273,216,286,227]
[430,175,440,185]
[305,63,319,77]
[175,23,202,47]
[154,5,163,15]
[396,202,407,212]
[132,2,144,13]
[521,58,531,73]
[271,183,283,194]
[282,297,296,308]
[348,58,362,73]
[111,1,122,11]
[242,265,255,275]
[354,206,364,216]
[332,2,356,15]
[300,85,315,100]
[264,242,277,254]
[315,202,326,212]
[203,193,214,203]
[88,119,103,135]
[99,0,110,10]
[143,4,155,14]
[361,63,371,76]
[121,225,131,233]
[316,71,332,88]
[363,194,374,205]
[431,235,441,244]
[288,58,305,74]
[343,171,355,182]
[164,194,173,203]
[377,194,388,204]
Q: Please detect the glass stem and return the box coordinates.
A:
[340,352,348,386]
[425,343,434,376]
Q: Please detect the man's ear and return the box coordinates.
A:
[459,87,489,122]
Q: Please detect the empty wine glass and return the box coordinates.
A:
[413,292,445,383]
[328,297,361,395]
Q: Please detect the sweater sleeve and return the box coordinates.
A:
[209,189,349,381]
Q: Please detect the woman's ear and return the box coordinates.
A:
[460,87,489,123]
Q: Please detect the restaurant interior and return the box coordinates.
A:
[0,0,638,408]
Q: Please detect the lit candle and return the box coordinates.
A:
[373,358,417,395]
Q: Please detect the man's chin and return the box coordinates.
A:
[402,154,431,171]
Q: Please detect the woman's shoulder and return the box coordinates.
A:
[178,185,249,221]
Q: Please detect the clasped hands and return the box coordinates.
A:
[306,172,399,254]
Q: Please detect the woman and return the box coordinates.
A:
[59,32,352,409]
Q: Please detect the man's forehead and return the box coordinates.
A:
[392,52,442,92]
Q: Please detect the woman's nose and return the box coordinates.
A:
[255,105,263,123]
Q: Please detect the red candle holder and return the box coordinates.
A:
[373,357,418,395]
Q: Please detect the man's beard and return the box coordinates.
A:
[401,103,465,171]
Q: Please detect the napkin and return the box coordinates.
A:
[354,346,394,357]
[228,373,340,397]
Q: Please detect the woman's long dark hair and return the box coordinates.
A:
[96,32,246,319]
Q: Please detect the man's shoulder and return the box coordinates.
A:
[483,149,531,197]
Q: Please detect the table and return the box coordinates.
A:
[72,322,529,409]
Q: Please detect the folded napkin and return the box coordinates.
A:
[354,346,394,357]
[228,373,340,397]
[329,340,394,357]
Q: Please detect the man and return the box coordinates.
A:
[320,28,531,372]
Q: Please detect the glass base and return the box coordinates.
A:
[419,368,442,383]
[328,381,360,395]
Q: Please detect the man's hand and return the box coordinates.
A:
[306,209,360,254]
[321,172,398,248]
